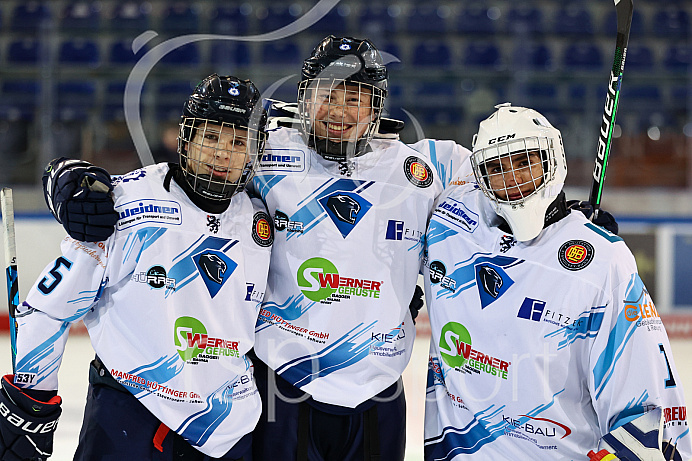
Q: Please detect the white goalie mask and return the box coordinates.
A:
[471,103,567,241]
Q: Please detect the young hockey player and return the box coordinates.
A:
[423,103,690,461]
[0,74,273,460]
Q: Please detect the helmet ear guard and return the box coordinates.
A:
[298,36,388,161]
[178,74,268,201]
[471,103,567,241]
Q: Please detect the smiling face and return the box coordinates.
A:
[185,121,250,184]
[484,150,545,201]
[306,81,374,144]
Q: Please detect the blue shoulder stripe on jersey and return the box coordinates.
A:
[585,222,623,243]
[593,273,645,399]
[251,174,286,201]
[122,227,167,264]
[427,219,460,247]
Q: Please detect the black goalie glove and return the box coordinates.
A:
[0,375,62,461]
[42,158,118,242]
[409,285,425,324]
[567,200,619,235]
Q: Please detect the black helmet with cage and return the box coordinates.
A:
[179,74,268,201]
[298,35,388,161]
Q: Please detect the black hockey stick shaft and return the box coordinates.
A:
[589,0,633,214]
[1,188,18,372]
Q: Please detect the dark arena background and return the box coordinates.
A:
[0,1,690,459]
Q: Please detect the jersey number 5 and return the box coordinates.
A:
[38,257,73,294]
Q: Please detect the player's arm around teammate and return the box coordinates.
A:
[1,74,272,461]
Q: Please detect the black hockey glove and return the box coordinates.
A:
[0,375,62,461]
[42,157,118,242]
[409,285,425,324]
[567,200,619,235]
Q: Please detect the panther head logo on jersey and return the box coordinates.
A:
[479,266,503,298]
[198,253,227,284]
[326,194,361,224]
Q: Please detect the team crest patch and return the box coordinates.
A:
[558,240,594,271]
[403,156,433,188]
[252,211,274,247]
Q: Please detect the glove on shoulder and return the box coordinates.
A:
[42,158,118,242]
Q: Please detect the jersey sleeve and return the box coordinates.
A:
[407,139,474,191]
[588,256,691,458]
[15,236,111,391]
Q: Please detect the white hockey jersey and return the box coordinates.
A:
[423,184,691,460]
[17,164,273,457]
[249,127,469,408]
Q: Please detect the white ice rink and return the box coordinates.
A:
[0,333,690,461]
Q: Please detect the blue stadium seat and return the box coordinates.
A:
[463,42,502,69]
[412,42,452,68]
[663,45,692,72]
[512,43,554,71]
[619,85,663,110]
[310,5,350,34]
[60,2,101,31]
[413,82,456,106]
[209,5,251,35]
[209,42,252,68]
[160,43,200,67]
[457,5,498,35]
[513,82,560,114]
[562,42,603,71]
[160,3,200,34]
[406,6,450,35]
[59,39,100,67]
[108,39,148,65]
[55,81,97,121]
[103,81,149,121]
[357,5,399,37]
[108,2,151,32]
[11,2,52,32]
[261,41,301,66]
[156,81,194,120]
[624,45,655,72]
[506,6,545,36]
[602,9,646,37]
[7,40,42,64]
[0,81,40,120]
[256,5,299,34]
[652,7,690,38]
[553,5,594,36]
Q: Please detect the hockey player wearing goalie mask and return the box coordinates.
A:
[1,74,272,460]
[423,104,690,461]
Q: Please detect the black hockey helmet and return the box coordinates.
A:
[298,36,388,161]
[179,74,268,201]
[301,35,388,94]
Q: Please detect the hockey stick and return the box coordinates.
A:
[1,188,18,372]
[589,0,633,216]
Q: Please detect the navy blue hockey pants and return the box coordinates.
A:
[73,357,251,461]
[250,353,406,461]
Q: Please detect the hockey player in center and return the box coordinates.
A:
[423,104,691,460]
[0,75,273,460]
[246,35,467,460]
